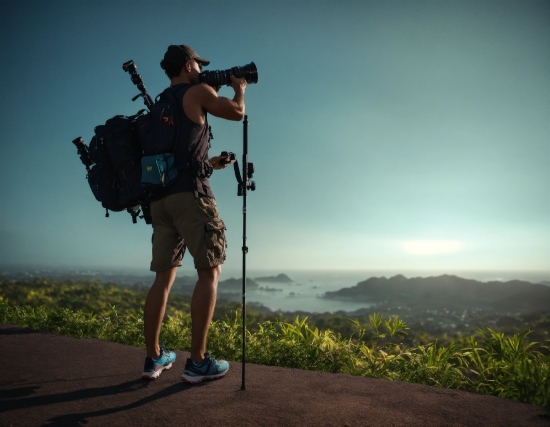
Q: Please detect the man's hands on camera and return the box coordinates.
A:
[207,76,244,93]
[230,75,247,93]
[208,155,232,170]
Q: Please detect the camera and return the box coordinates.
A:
[122,60,154,107]
[200,62,258,87]
[72,137,93,170]
[221,151,237,164]
[122,60,144,89]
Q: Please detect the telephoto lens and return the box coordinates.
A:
[200,62,258,87]
[72,137,93,169]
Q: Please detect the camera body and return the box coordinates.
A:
[122,60,154,108]
[200,62,258,87]
[72,137,93,170]
[220,151,237,164]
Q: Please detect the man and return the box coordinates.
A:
[141,44,246,383]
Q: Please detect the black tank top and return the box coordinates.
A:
[164,83,214,199]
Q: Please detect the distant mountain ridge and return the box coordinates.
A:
[254,274,293,283]
[324,274,550,313]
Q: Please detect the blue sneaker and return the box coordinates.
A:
[181,352,229,383]
[141,344,176,380]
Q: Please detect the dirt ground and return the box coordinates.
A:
[0,324,548,427]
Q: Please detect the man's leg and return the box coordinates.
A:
[181,263,229,383]
[190,265,221,363]
[144,267,177,359]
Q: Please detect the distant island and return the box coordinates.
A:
[254,273,293,283]
[324,274,550,313]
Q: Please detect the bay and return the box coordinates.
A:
[220,269,550,314]
[3,264,548,315]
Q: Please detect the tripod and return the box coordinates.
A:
[228,115,256,390]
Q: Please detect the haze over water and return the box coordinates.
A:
[216,269,550,313]
[2,263,548,313]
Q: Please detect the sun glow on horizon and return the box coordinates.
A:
[401,240,465,256]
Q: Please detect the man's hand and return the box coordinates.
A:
[208,155,231,170]
[230,75,247,93]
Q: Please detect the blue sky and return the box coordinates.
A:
[0,0,548,276]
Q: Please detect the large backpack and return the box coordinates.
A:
[84,86,185,223]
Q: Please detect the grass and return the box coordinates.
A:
[1,300,548,410]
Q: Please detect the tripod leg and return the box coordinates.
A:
[241,115,248,390]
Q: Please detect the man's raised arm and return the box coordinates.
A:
[200,75,246,121]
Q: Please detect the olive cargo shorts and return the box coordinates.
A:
[150,192,226,271]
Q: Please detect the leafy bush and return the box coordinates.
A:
[462,329,550,408]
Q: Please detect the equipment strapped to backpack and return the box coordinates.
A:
[72,60,200,224]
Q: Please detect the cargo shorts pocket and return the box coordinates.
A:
[205,219,226,263]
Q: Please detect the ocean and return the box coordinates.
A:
[223,269,550,313]
[2,265,548,314]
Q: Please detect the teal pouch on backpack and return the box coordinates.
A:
[141,153,178,188]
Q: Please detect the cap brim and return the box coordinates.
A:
[195,57,210,66]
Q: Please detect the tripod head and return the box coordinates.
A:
[240,163,256,194]
[122,60,154,109]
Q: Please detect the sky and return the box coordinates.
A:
[0,0,548,277]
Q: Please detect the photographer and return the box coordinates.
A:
[141,44,246,383]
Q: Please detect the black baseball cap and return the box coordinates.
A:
[162,44,210,67]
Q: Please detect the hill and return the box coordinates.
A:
[324,274,550,313]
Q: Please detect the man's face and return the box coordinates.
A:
[189,58,202,83]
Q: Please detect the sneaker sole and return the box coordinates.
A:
[180,370,228,384]
[141,363,173,380]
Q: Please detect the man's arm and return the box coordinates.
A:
[197,75,246,121]
[202,76,246,121]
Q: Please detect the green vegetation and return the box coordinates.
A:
[0,278,190,317]
[1,279,549,410]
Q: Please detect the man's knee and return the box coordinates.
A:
[197,265,222,284]
[152,267,177,290]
